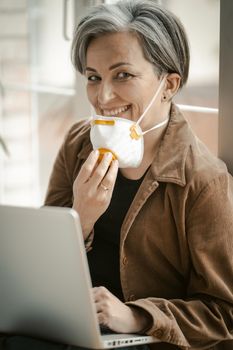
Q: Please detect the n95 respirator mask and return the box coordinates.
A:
[90,117,144,168]
[90,76,168,168]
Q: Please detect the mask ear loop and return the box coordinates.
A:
[130,75,168,139]
[141,117,169,135]
[87,106,95,125]
[90,105,96,119]
[90,107,111,121]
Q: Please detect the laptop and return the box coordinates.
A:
[0,205,159,348]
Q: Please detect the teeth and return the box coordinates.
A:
[103,105,129,116]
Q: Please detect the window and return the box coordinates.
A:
[0,0,222,205]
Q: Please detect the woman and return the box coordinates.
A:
[44,0,233,349]
[3,1,231,350]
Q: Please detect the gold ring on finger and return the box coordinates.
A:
[100,183,109,191]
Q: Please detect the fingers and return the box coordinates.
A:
[89,152,114,188]
[92,286,109,302]
[92,287,126,332]
[72,151,118,236]
[101,158,119,194]
[77,150,99,184]
[92,286,111,308]
[77,150,118,191]
[92,287,111,326]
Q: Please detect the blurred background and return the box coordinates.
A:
[0,0,220,206]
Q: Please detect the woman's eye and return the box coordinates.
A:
[87,75,101,82]
[116,72,132,80]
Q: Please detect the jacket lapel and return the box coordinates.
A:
[120,103,193,247]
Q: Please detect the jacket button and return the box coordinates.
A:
[122,256,127,265]
[154,329,164,338]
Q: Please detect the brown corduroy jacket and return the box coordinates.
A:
[45,104,233,350]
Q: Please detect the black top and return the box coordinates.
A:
[87,170,145,301]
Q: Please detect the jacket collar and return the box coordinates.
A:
[77,103,193,187]
[149,103,192,186]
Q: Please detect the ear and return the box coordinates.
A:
[163,73,181,101]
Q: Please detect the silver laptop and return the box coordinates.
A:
[0,205,159,348]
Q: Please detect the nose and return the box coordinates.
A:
[97,80,116,105]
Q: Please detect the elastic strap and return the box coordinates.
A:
[135,75,167,128]
[141,118,169,135]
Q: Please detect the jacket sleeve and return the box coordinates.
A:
[44,120,90,207]
[44,121,95,251]
[127,173,233,349]
[44,135,73,208]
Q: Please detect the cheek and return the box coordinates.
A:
[118,83,144,107]
[115,88,137,110]
[86,85,97,106]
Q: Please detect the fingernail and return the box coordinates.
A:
[94,149,99,157]
[106,152,112,159]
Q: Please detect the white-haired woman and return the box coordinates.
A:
[2,1,232,350]
[45,1,233,349]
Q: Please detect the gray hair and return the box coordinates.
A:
[71,0,190,88]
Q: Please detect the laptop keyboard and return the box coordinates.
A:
[100,325,117,335]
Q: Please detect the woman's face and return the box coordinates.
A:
[85,31,165,131]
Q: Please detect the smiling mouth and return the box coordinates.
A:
[102,105,130,117]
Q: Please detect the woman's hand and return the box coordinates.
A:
[92,286,150,334]
[72,150,118,240]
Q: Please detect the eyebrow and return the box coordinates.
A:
[85,62,132,72]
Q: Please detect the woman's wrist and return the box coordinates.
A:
[72,203,93,240]
[129,306,152,333]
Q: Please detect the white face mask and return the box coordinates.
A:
[90,75,168,168]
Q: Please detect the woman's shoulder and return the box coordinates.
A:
[64,118,91,144]
[186,135,228,186]
[170,103,229,184]
[155,104,229,189]
[61,118,92,155]
[57,118,92,175]
[182,137,233,211]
